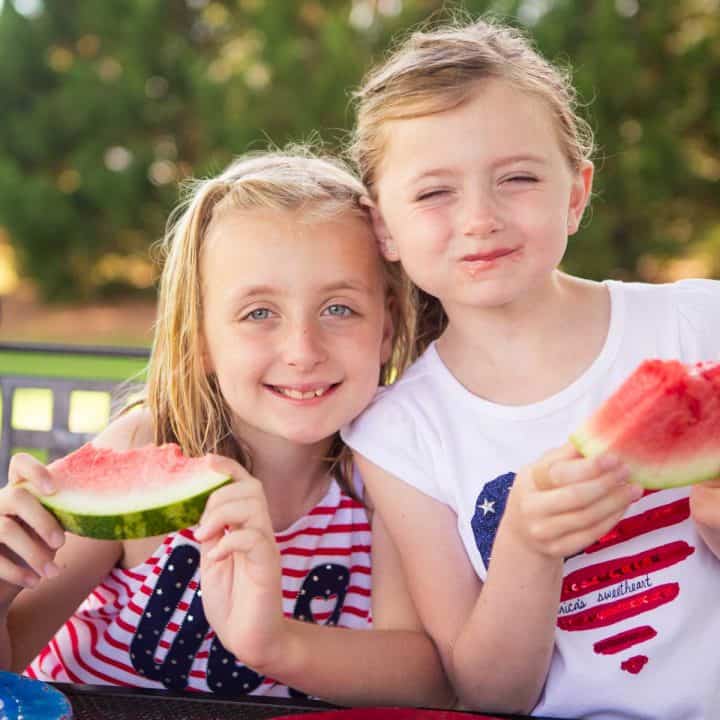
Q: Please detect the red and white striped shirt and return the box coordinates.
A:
[26,479,372,697]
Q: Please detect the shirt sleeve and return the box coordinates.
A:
[672,279,720,361]
[341,388,450,506]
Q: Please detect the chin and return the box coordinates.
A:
[281,428,334,446]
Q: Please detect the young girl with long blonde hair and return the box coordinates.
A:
[0,149,451,707]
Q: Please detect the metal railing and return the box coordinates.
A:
[0,341,150,484]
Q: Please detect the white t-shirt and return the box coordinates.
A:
[343,279,720,720]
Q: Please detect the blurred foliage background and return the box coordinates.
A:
[0,0,718,306]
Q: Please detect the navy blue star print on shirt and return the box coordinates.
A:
[129,544,351,696]
[471,472,515,569]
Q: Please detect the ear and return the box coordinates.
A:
[566,160,594,236]
[360,195,400,262]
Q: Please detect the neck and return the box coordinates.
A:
[437,271,609,404]
[242,434,334,533]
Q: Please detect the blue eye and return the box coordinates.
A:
[324,304,353,317]
[246,308,273,320]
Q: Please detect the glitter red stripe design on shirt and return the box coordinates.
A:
[558,583,679,631]
[593,625,657,655]
[561,541,695,601]
[584,498,690,554]
[621,655,649,674]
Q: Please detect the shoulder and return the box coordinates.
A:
[611,277,720,309]
[93,405,154,451]
[610,278,720,361]
[342,348,447,448]
[342,349,452,504]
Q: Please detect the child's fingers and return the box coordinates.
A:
[542,506,630,558]
[689,482,720,529]
[535,469,638,515]
[205,454,257,484]
[531,444,582,491]
[8,453,55,495]
[0,515,59,580]
[202,475,264,514]
[204,527,272,564]
[0,486,65,551]
[538,453,626,491]
[195,497,267,541]
[528,482,640,543]
[0,550,40,589]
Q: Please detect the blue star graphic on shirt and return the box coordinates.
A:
[471,472,515,569]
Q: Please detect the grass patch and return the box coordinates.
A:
[0,351,147,381]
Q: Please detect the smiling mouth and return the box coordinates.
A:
[267,383,339,400]
[461,247,517,263]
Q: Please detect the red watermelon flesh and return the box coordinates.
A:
[31,442,232,540]
[571,359,720,489]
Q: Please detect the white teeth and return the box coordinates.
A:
[275,386,328,400]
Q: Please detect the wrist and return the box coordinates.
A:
[494,505,564,571]
[237,616,299,678]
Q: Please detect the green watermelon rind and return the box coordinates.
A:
[37,474,232,540]
[571,428,720,490]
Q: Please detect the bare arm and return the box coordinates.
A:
[6,533,122,671]
[1,405,152,671]
[265,513,453,706]
[197,463,453,707]
[689,479,720,559]
[355,450,640,714]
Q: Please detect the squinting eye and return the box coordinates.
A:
[505,175,538,184]
[245,308,273,320]
[416,189,448,201]
[324,304,353,317]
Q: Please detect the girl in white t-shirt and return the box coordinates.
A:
[342,17,720,720]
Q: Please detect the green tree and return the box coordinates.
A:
[0,0,717,300]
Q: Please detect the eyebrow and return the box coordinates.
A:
[228,280,375,303]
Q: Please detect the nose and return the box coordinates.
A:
[461,192,501,237]
[283,320,328,371]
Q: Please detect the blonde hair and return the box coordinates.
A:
[349,16,594,350]
[146,148,415,491]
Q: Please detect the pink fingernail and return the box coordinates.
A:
[44,562,60,579]
[50,531,65,549]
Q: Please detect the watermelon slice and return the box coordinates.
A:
[571,359,720,489]
[30,443,232,540]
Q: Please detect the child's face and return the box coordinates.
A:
[371,79,593,313]
[200,207,393,451]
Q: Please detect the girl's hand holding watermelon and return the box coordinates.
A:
[503,443,644,559]
[689,478,720,553]
[195,456,287,672]
[0,453,65,607]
